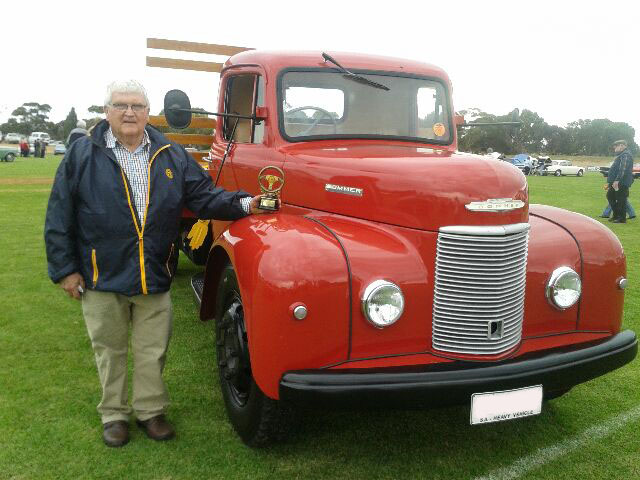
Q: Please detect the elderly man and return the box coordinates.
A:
[66,119,89,146]
[45,80,271,447]
[606,139,634,223]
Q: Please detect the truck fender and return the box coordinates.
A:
[530,204,625,333]
[200,214,352,399]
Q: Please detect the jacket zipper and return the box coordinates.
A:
[166,243,175,277]
[119,144,172,294]
[91,248,99,287]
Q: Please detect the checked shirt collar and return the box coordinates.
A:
[105,127,151,224]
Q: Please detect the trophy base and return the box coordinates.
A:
[258,197,279,211]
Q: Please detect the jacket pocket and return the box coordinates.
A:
[91,248,99,287]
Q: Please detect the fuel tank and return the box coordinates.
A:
[281,141,528,231]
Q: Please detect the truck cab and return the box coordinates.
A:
[163,49,636,447]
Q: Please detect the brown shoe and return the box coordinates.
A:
[103,421,129,447]
[136,414,175,441]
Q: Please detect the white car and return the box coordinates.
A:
[545,160,585,177]
[4,132,22,143]
[28,131,51,144]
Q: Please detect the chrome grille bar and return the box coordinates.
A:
[432,223,529,355]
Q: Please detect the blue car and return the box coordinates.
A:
[505,154,536,175]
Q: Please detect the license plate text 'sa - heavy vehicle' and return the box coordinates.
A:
[146,39,637,447]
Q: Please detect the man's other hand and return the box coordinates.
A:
[612,181,620,191]
[250,195,280,214]
[60,273,86,300]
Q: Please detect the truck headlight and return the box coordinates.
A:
[361,280,404,328]
[546,267,581,310]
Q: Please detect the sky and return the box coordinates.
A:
[1,0,638,142]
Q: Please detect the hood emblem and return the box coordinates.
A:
[465,198,524,212]
[325,183,363,197]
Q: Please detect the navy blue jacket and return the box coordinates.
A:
[607,148,634,187]
[45,120,250,296]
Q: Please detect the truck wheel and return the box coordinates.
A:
[180,223,212,266]
[215,264,293,447]
[577,170,584,177]
[554,170,561,177]
[523,167,530,175]
[5,153,15,162]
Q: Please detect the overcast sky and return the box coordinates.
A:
[2,0,638,142]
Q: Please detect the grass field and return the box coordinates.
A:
[0,156,638,480]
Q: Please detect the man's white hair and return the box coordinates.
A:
[77,120,86,129]
[104,80,150,108]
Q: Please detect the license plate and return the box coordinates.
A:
[470,385,543,425]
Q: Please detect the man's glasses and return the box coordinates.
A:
[110,103,148,113]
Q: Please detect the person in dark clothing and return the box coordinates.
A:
[606,139,634,223]
[44,80,274,448]
[40,140,47,158]
[34,139,41,157]
[66,120,89,146]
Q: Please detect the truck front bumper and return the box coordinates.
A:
[279,330,637,407]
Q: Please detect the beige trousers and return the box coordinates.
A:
[81,290,173,424]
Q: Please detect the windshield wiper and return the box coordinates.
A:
[322,52,390,91]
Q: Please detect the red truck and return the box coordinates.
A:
[150,43,637,447]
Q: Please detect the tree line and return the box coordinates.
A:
[458,108,638,156]
[0,103,104,141]
[2,101,637,157]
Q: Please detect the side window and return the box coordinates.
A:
[223,74,265,144]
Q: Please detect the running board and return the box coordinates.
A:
[191,272,205,307]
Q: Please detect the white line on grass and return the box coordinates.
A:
[474,404,640,480]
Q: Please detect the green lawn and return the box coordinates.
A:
[0,157,638,480]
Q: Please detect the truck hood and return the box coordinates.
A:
[282,142,528,231]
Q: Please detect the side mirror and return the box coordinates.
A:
[164,89,192,129]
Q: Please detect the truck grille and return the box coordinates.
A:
[432,223,530,355]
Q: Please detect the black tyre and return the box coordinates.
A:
[180,223,212,266]
[523,167,530,175]
[554,170,561,177]
[5,153,15,162]
[215,264,293,447]
[577,170,584,177]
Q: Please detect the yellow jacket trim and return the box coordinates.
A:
[91,248,99,287]
[119,144,172,295]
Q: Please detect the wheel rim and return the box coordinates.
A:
[217,297,251,406]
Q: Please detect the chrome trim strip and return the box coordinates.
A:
[439,223,530,236]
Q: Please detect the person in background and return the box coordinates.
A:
[20,138,30,157]
[605,140,634,223]
[40,139,47,158]
[66,120,89,146]
[44,79,275,449]
[34,138,41,158]
[600,200,635,220]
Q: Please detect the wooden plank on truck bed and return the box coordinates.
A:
[146,57,223,73]
[147,38,252,56]
[149,115,217,129]
[165,133,215,146]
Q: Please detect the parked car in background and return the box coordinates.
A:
[506,154,536,175]
[0,145,19,162]
[599,162,640,179]
[545,160,584,177]
[28,132,51,144]
[4,133,22,144]
[54,143,66,155]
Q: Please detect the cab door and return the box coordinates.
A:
[211,70,284,239]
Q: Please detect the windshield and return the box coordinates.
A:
[279,70,451,144]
